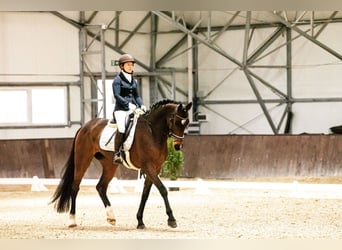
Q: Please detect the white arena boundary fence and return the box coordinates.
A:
[1,176,342,199]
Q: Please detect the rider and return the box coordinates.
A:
[112,53,146,164]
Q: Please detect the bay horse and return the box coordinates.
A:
[50,99,192,229]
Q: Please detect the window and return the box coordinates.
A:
[0,90,28,123]
[0,87,67,126]
[97,79,115,119]
[32,88,66,124]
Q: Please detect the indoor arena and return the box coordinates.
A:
[1,8,342,239]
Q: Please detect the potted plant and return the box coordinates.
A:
[160,138,184,190]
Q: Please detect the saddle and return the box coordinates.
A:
[107,112,135,144]
[99,109,145,170]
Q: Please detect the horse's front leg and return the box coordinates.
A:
[157,181,177,228]
[144,171,177,228]
[136,177,153,229]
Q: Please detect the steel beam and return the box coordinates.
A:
[156,34,188,67]
[243,70,278,134]
[119,12,150,49]
[154,10,289,134]
[285,27,293,133]
[197,97,342,105]
[149,13,158,103]
[202,104,253,134]
[272,11,342,61]
[153,11,243,67]
[314,11,339,39]
[154,11,288,99]
[247,26,285,64]
[86,11,98,24]
[79,12,86,124]
[50,11,342,134]
[242,11,251,66]
[211,11,241,43]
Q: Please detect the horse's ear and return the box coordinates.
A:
[185,102,192,111]
[177,104,183,112]
[177,102,192,112]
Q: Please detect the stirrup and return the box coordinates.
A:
[113,152,122,164]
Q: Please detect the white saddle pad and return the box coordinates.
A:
[99,110,143,171]
[99,122,136,152]
[99,123,117,151]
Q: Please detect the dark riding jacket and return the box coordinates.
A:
[112,72,143,111]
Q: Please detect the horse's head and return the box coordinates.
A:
[168,102,192,150]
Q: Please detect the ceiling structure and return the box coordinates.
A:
[45,11,342,133]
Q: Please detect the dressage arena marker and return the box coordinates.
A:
[290,180,309,198]
[1,177,342,199]
[194,178,211,195]
[31,176,48,192]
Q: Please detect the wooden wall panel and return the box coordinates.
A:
[1,134,341,179]
[0,140,44,178]
[182,135,342,179]
[0,138,137,179]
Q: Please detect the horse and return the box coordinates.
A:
[50,99,192,229]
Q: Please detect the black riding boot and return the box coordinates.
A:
[113,132,125,164]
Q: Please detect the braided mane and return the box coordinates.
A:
[145,99,180,115]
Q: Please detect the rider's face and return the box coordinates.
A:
[123,62,134,73]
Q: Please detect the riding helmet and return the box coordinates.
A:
[118,54,135,66]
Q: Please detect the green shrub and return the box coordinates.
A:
[160,138,184,180]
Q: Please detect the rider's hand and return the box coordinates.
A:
[128,103,136,111]
[141,105,147,112]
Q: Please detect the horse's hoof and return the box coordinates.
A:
[137,224,146,229]
[68,223,77,228]
[107,218,116,226]
[168,220,177,228]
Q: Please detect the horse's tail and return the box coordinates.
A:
[49,129,79,213]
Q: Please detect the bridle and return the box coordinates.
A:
[168,113,188,140]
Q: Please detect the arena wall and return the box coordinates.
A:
[0,134,341,179]
[182,134,342,179]
[0,138,137,179]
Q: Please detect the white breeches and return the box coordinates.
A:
[114,110,132,133]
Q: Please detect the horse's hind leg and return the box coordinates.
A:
[69,152,94,227]
[68,181,80,227]
[96,156,117,225]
